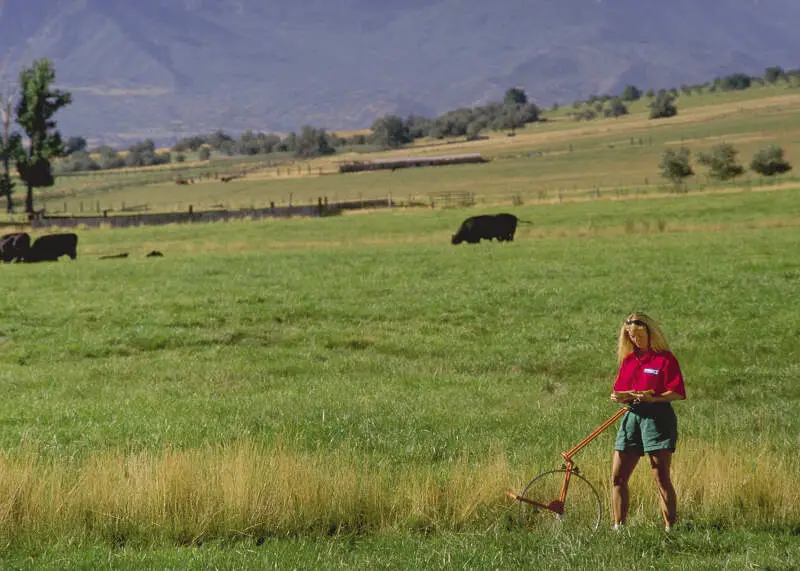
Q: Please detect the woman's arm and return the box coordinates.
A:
[634,390,686,403]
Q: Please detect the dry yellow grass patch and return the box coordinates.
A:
[0,439,794,542]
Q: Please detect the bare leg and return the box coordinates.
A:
[611,450,640,526]
[649,451,677,528]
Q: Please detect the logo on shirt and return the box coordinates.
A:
[643,368,660,375]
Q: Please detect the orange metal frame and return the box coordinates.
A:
[507,406,629,514]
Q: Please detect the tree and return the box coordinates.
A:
[370,115,410,148]
[54,150,99,173]
[764,66,787,84]
[64,136,87,154]
[649,93,677,119]
[604,98,629,118]
[95,145,124,170]
[13,58,72,214]
[697,143,744,181]
[750,145,792,176]
[504,87,528,105]
[197,146,211,160]
[620,85,642,102]
[294,125,335,158]
[125,139,169,167]
[659,147,694,187]
[0,83,21,213]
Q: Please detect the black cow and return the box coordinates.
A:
[0,232,31,263]
[451,213,522,244]
[26,233,79,262]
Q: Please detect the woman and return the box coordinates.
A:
[609,312,686,531]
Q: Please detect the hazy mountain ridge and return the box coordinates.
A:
[1,0,799,144]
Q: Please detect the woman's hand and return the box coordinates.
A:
[610,391,633,403]
[629,390,656,403]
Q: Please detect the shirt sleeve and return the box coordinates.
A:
[663,353,686,397]
[612,358,630,391]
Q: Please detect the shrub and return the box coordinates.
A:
[649,93,677,119]
[697,143,745,181]
[750,145,792,176]
[659,147,694,187]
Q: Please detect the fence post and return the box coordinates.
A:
[387,191,392,208]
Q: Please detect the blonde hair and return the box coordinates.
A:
[616,312,671,365]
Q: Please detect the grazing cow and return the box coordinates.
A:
[26,233,79,262]
[451,213,523,244]
[0,232,31,262]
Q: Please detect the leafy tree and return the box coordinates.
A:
[64,136,87,155]
[492,106,524,133]
[207,130,233,150]
[573,108,597,122]
[13,58,72,214]
[197,146,211,160]
[649,92,677,119]
[277,132,297,153]
[370,115,411,148]
[659,147,694,186]
[604,98,628,118]
[750,145,792,176]
[504,87,528,105]
[620,85,642,102]
[697,143,744,181]
[54,150,99,173]
[764,66,787,84]
[0,90,20,212]
[125,139,169,167]
[295,125,335,158]
[95,145,124,170]
[645,89,655,98]
[717,73,751,91]
[405,115,431,139]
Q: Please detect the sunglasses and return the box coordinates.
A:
[625,319,647,327]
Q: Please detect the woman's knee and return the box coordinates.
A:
[611,472,630,487]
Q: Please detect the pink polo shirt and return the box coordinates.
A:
[613,350,686,397]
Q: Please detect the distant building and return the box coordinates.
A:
[338,153,488,173]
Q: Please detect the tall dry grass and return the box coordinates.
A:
[0,439,795,545]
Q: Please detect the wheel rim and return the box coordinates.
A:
[516,468,602,533]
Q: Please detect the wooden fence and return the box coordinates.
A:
[25,197,398,230]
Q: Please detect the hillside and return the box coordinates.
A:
[2,0,800,143]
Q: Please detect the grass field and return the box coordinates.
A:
[0,85,799,568]
[1,186,799,567]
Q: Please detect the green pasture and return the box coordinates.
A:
[0,186,798,567]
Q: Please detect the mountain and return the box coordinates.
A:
[1,0,800,145]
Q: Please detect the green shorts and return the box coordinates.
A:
[615,403,678,455]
